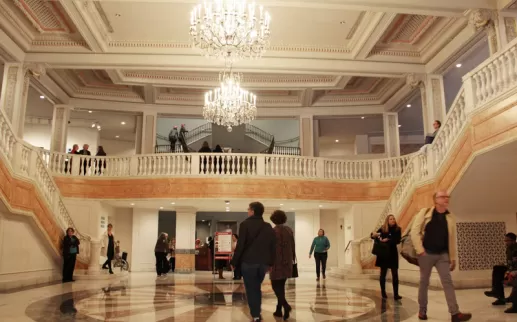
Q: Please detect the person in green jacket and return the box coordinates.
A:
[309,229,330,281]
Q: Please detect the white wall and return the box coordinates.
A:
[0,213,60,288]
[63,199,103,239]
[114,207,133,268]
[295,210,321,270]
[23,123,51,149]
[99,138,136,156]
[23,123,100,153]
[131,208,159,272]
[251,119,299,141]
[319,209,339,268]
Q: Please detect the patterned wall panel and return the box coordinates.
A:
[457,222,507,271]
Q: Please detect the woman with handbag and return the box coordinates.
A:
[371,214,402,300]
[270,210,296,320]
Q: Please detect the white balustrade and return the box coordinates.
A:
[265,155,318,178]
[324,159,373,180]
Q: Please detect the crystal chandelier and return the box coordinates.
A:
[190,0,271,64]
[203,71,257,132]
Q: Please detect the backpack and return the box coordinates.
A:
[400,208,431,266]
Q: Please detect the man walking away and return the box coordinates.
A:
[410,190,472,322]
[231,202,276,322]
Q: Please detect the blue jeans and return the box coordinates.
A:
[241,263,268,319]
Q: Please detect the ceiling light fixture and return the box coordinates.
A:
[189,0,271,64]
[406,104,411,108]
[88,110,92,113]
[115,135,120,138]
[39,95,45,99]
[456,63,462,68]
[361,116,365,119]
[280,204,283,206]
[225,201,230,204]
[160,207,164,210]
[121,121,126,125]
[398,124,402,128]
[319,205,322,208]
[203,71,257,132]
[340,20,346,24]
[171,202,175,205]
[335,139,339,143]
[115,13,121,17]
[130,203,135,206]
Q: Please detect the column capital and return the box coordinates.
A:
[467,9,496,31]
[405,73,425,89]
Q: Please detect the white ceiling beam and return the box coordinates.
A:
[498,0,517,9]
[352,13,398,60]
[31,75,70,105]
[102,0,496,16]
[143,85,156,104]
[383,84,416,112]
[24,53,424,77]
[57,0,106,52]
[69,98,385,117]
[0,28,25,62]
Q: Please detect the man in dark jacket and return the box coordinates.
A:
[484,232,517,305]
[231,202,276,322]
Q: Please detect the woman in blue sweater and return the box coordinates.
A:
[309,229,330,281]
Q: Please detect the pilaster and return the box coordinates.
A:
[294,209,321,271]
[0,63,30,137]
[382,112,400,157]
[50,105,72,153]
[134,115,143,154]
[299,114,314,157]
[467,9,502,55]
[175,207,197,273]
[141,111,157,154]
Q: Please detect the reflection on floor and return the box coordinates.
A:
[0,272,513,321]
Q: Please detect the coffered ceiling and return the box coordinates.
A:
[0,0,500,117]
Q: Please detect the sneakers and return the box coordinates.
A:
[451,312,472,322]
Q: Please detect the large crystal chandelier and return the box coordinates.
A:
[203,71,257,132]
[190,0,271,64]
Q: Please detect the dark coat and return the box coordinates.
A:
[372,226,401,269]
[63,235,80,256]
[231,215,276,267]
[270,225,295,280]
[154,237,169,253]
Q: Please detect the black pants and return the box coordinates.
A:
[241,263,268,319]
[155,252,168,276]
[271,279,289,308]
[233,265,242,279]
[62,254,77,282]
[169,257,175,272]
[492,265,508,299]
[314,252,328,278]
[380,267,399,295]
[510,278,517,306]
[103,255,113,272]
[170,140,176,152]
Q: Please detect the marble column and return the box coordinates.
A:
[50,105,72,153]
[175,207,197,273]
[417,75,447,136]
[0,63,32,137]
[294,209,321,271]
[299,114,314,157]
[134,115,143,154]
[88,239,101,275]
[141,111,157,154]
[382,112,400,157]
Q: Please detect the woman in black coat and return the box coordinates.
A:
[371,214,402,300]
[62,227,80,283]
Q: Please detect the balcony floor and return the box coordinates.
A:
[0,271,513,321]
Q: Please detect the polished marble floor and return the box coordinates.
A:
[0,272,514,321]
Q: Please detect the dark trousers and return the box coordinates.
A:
[271,279,288,308]
[510,278,517,306]
[62,254,77,282]
[492,265,508,299]
[155,252,168,275]
[314,252,328,278]
[380,267,399,295]
[241,262,268,319]
[102,256,113,272]
[233,265,242,279]
[169,257,175,272]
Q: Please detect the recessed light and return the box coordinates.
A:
[171,202,175,205]
[361,116,365,119]
[121,121,126,125]
[159,207,164,210]
[406,104,411,108]
[225,201,230,204]
[280,204,283,206]
[398,124,402,128]
[130,203,134,206]
[91,123,96,128]
[335,139,339,143]
[226,209,230,212]
[115,135,119,138]
[88,110,92,113]
[319,205,322,208]
[39,95,44,99]
[456,63,462,68]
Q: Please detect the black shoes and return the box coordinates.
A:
[283,304,292,320]
[394,295,402,301]
[492,299,506,306]
[273,305,282,317]
[505,306,517,313]
[273,304,292,320]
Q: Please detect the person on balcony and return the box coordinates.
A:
[199,141,212,173]
[420,120,442,153]
[309,229,330,281]
[64,144,79,174]
[371,214,402,300]
[484,232,517,306]
[78,144,91,175]
[411,190,472,321]
[95,146,107,175]
[168,126,178,153]
[101,223,115,274]
[62,227,80,283]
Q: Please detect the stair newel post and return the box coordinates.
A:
[129,155,139,176]
[88,239,101,275]
[316,158,325,178]
[191,153,200,175]
[371,160,381,180]
[351,241,363,274]
[71,155,80,176]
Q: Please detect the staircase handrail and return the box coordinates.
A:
[245,124,274,144]
[355,38,517,267]
[276,136,299,145]
[0,108,92,266]
[156,123,212,146]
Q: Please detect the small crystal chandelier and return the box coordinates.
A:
[190,0,271,64]
[203,71,257,132]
